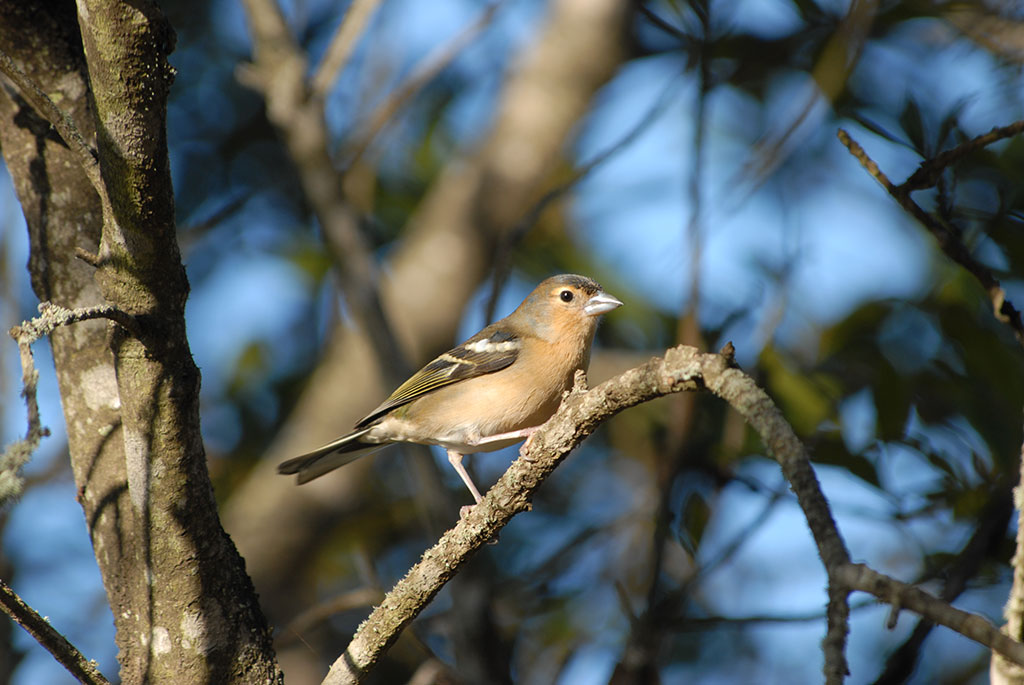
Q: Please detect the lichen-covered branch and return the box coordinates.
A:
[322,344,1024,684]
[323,345,855,684]
[0,47,102,193]
[1,302,135,504]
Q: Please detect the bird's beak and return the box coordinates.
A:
[584,290,623,316]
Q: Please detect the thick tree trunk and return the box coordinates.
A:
[0,2,281,682]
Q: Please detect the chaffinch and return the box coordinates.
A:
[278,274,622,503]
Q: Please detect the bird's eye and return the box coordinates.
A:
[560,290,574,303]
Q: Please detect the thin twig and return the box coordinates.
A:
[483,71,685,322]
[342,1,504,169]
[310,0,383,100]
[0,48,103,195]
[666,598,877,631]
[0,578,110,685]
[278,586,382,647]
[240,0,411,387]
[900,119,1024,192]
[2,302,137,504]
[837,128,1024,349]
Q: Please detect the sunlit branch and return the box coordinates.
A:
[2,303,137,504]
[311,0,384,100]
[323,344,858,683]
[836,563,1024,665]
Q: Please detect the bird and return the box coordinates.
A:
[278,274,623,504]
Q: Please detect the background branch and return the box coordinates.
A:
[0,578,109,685]
[837,127,1024,348]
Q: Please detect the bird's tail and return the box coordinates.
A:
[277,427,385,484]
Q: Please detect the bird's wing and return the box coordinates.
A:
[355,329,520,428]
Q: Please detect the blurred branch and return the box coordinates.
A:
[239,0,407,379]
[2,302,137,505]
[311,0,383,99]
[222,0,631,645]
[0,578,110,685]
[837,126,1024,349]
[667,598,877,630]
[875,486,1013,684]
[279,586,383,647]
[0,48,102,195]
[898,119,1024,192]
[946,4,1024,64]
[742,0,877,188]
[484,71,685,322]
[343,1,504,169]
[177,193,250,253]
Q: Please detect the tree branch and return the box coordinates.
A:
[837,127,1024,348]
[240,0,408,383]
[0,47,102,194]
[0,578,110,685]
[310,0,383,100]
[835,562,1024,666]
[993,431,1024,684]
[323,344,855,683]
[342,1,504,169]
[318,343,1024,683]
[1,302,138,504]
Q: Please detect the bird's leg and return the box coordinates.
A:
[468,426,543,463]
[469,426,539,447]
[447,450,484,513]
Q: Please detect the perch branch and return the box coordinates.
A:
[322,345,853,684]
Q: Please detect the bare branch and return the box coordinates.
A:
[899,119,1024,192]
[240,0,408,382]
[342,1,504,168]
[0,578,110,685]
[278,587,382,647]
[2,302,138,504]
[835,563,1024,666]
[837,127,1024,348]
[323,345,855,683]
[310,0,383,100]
[0,48,103,195]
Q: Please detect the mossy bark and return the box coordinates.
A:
[0,2,281,682]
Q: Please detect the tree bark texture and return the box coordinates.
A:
[0,2,281,683]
